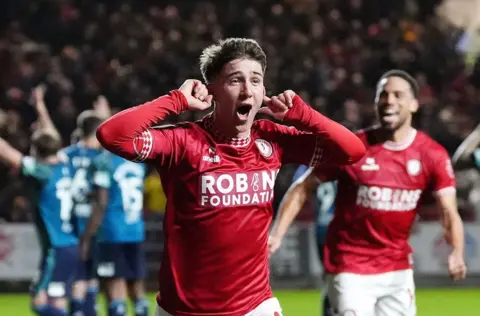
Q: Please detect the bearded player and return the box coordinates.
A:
[270,70,466,316]
[96,38,366,316]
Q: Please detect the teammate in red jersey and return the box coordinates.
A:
[269,70,466,316]
[95,38,366,316]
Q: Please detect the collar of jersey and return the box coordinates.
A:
[383,128,417,151]
[203,113,251,147]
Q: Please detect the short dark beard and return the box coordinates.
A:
[376,126,395,142]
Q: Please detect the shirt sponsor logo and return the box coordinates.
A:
[361,157,380,171]
[202,147,221,163]
[356,185,422,211]
[199,170,279,207]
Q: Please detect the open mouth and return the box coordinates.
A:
[236,104,253,121]
[381,112,397,117]
[236,104,252,115]
[380,112,398,123]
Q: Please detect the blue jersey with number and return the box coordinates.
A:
[62,143,103,235]
[21,156,78,248]
[92,152,146,243]
[293,165,336,244]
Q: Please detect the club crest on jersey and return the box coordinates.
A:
[406,159,421,176]
[255,139,273,158]
[361,157,379,171]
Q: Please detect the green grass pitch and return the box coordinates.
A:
[0,289,478,315]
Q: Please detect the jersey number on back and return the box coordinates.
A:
[118,177,143,223]
[114,163,144,224]
[71,169,89,202]
[316,182,336,226]
[71,168,92,217]
[56,177,74,233]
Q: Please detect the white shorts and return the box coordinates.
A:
[155,297,282,316]
[325,269,416,316]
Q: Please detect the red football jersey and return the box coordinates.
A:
[140,114,323,315]
[315,128,456,275]
[96,91,366,315]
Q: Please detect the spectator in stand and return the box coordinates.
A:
[0,0,478,222]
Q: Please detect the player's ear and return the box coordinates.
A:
[207,83,215,100]
[409,99,419,113]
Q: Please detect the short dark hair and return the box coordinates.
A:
[199,38,267,83]
[376,69,419,98]
[76,110,103,138]
[31,130,61,158]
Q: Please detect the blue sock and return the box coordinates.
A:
[83,286,98,316]
[69,298,84,316]
[108,300,126,316]
[322,294,333,316]
[134,298,149,316]
[33,304,67,316]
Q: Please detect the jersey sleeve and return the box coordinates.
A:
[90,155,112,189]
[313,163,343,182]
[271,123,360,169]
[20,156,51,181]
[96,91,189,167]
[293,165,310,182]
[429,147,456,197]
[273,124,323,167]
[277,95,366,168]
[132,126,187,167]
[472,148,480,169]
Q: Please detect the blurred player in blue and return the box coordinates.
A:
[269,165,336,316]
[62,96,110,316]
[0,86,78,316]
[81,151,148,316]
[452,120,480,170]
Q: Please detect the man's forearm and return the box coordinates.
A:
[445,212,465,257]
[284,96,366,165]
[0,137,22,169]
[36,100,59,136]
[83,208,104,241]
[82,197,107,240]
[96,90,188,159]
[271,183,309,239]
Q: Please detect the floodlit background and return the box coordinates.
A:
[1,0,480,315]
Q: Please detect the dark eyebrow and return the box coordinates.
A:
[226,71,264,78]
[380,89,408,95]
[226,71,242,78]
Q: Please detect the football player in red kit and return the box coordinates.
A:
[96,38,366,316]
[269,70,466,316]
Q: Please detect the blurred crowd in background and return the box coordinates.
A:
[0,0,479,223]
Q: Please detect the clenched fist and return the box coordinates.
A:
[259,90,296,121]
[178,79,213,111]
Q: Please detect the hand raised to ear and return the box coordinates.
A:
[178,79,213,111]
[258,90,296,121]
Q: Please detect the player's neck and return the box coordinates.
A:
[39,155,60,165]
[81,136,100,149]
[212,112,250,140]
[385,124,414,143]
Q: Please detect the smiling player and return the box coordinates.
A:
[270,70,466,316]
